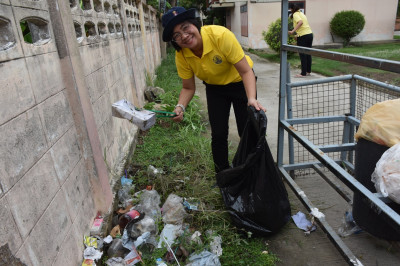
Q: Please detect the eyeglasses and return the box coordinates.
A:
[172,23,191,42]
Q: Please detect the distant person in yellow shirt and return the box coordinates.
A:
[288,4,313,77]
[161,7,266,173]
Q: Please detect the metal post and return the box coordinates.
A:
[348,78,357,163]
[286,64,295,176]
[277,0,289,166]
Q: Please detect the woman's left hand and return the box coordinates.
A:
[248,98,266,112]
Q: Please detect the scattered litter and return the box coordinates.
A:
[83,247,103,260]
[126,215,158,242]
[82,259,95,266]
[188,250,221,266]
[147,165,164,178]
[162,234,181,266]
[310,208,325,219]
[122,229,136,251]
[121,176,133,186]
[110,225,121,238]
[107,238,130,258]
[124,246,142,265]
[162,194,187,225]
[118,183,135,208]
[134,232,151,248]
[103,235,113,244]
[83,170,230,265]
[157,224,183,248]
[183,198,200,211]
[134,189,161,220]
[209,235,222,256]
[119,209,140,231]
[84,236,98,248]
[338,210,362,237]
[190,231,202,245]
[105,257,126,266]
[117,205,133,215]
[292,211,317,233]
[90,218,104,236]
[156,258,167,266]
[112,99,156,131]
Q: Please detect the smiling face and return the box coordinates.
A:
[172,22,202,51]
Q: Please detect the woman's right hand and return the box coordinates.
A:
[172,106,184,122]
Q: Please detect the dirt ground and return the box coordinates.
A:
[195,52,400,265]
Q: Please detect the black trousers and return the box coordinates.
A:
[205,81,248,173]
[297,33,313,76]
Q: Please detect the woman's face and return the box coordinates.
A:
[172,22,201,50]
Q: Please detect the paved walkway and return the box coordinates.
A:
[195,52,400,265]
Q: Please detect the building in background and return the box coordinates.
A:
[208,0,399,49]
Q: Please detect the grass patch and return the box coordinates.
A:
[248,43,400,85]
[124,48,279,265]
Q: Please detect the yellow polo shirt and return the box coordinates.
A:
[175,25,253,85]
[292,11,312,37]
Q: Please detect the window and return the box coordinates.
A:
[0,17,15,51]
[240,4,248,37]
[20,17,50,45]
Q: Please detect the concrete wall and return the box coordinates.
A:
[0,0,162,265]
[226,0,398,49]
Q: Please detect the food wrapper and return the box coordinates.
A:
[84,236,98,248]
[112,99,156,131]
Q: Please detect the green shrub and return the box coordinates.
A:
[330,10,365,46]
[262,18,296,53]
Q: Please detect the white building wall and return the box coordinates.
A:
[225,0,398,49]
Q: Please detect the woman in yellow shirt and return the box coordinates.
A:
[288,4,313,77]
[161,7,265,173]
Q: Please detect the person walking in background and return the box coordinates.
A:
[161,7,266,173]
[288,3,313,77]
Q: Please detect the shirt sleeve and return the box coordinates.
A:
[175,51,194,80]
[217,28,245,65]
[293,12,301,27]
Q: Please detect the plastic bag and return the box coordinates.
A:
[188,250,221,266]
[372,142,400,204]
[355,99,400,147]
[134,189,161,220]
[337,210,362,237]
[216,107,291,236]
[161,194,187,225]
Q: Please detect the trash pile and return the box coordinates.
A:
[81,165,222,266]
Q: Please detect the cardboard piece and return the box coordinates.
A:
[112,99,156,130]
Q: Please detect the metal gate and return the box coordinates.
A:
[278,1,400,265]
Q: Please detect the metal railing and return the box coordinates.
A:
[278,1,400,265]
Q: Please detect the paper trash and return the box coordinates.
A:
[112,99,156,130]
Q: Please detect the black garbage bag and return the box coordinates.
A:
[216,107,291,236]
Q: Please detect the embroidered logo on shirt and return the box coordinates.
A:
[213,55,223,64]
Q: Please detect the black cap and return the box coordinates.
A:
[162,7,196,42]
